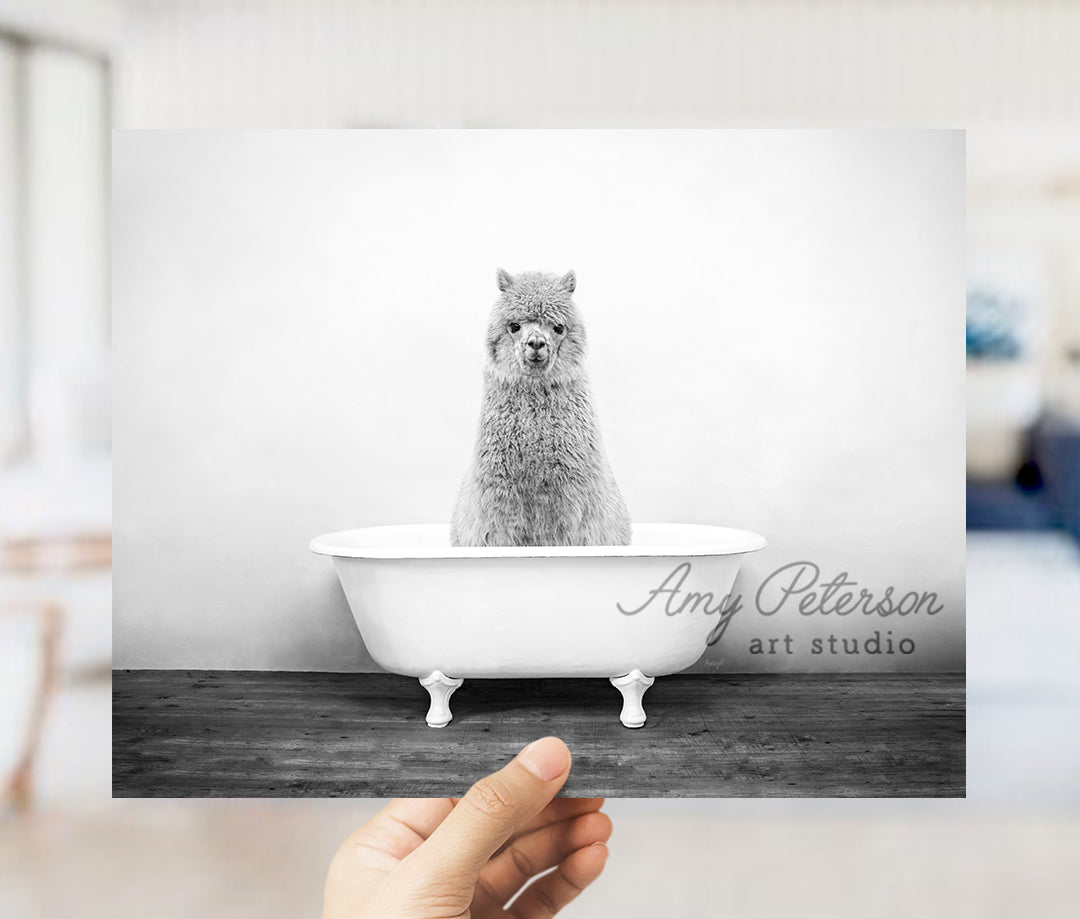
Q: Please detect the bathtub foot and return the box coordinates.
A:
[420,671,464,727]
[610,670,655,728]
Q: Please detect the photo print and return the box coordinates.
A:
[112,129,965,797]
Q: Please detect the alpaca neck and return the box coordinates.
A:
[480,369,597,440]
[483,365,587,399]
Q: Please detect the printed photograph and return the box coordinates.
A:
[111,129,965,797]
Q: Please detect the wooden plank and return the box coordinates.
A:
[112,671,965,798]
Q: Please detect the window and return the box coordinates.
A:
[0,26,110,464]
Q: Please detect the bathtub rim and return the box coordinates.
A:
[309,522,767,559]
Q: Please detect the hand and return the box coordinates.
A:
[323,737,611,918]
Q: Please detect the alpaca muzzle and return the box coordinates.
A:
[524,336,550,367]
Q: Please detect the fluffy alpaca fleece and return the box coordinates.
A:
[450,268,632,547]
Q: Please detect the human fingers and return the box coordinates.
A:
[492,797,606,855]
[508,841,609,919]
[475,810,612,908]
[397,737,571,885]
[340,798,457,865]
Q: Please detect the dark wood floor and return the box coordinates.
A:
[112,670,965,798]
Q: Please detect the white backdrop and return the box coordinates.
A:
[113,130,964,672]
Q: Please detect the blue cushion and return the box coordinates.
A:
[967,481,1057,531]
[1033,414,1080,540]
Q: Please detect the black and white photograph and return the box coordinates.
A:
[6,3,1080,918]
[110,129,965,797]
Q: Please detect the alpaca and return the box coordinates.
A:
[450,268,632,547]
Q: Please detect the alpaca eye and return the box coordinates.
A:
[508,322,520,333]
[553,324,565,335]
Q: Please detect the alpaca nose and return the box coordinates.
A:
[527,336,547,352]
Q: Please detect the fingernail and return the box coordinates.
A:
[516,737,569,781]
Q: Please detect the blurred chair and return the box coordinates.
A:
[0,365,111,812]
[1,532,111,811]
[1035,413,1080,541]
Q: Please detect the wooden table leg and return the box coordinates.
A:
[4,602,63,812]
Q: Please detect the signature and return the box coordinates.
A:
[616,562,741,646]
[616,559,945,647]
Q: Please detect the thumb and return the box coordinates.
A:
[401,737,571,885]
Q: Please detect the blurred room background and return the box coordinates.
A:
[965,129,1080,810]
[2,2,1079,917]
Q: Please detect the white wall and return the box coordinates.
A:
[113,130,965,672]
[0,37,20,456]
[968,128,1080,420]
[113,0,1080,129]
[23,45,110,460]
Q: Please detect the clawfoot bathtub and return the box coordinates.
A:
[310,524,766,728]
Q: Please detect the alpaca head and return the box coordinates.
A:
[486,269,587,384]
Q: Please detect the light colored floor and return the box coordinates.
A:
[3,794,1080,919]
[966,532,1080,803]
[3,532,1079,917]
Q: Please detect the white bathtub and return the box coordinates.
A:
[310,523,766,728]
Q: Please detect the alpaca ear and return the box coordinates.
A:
[558,270,576,293]
[496,268,515,292]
